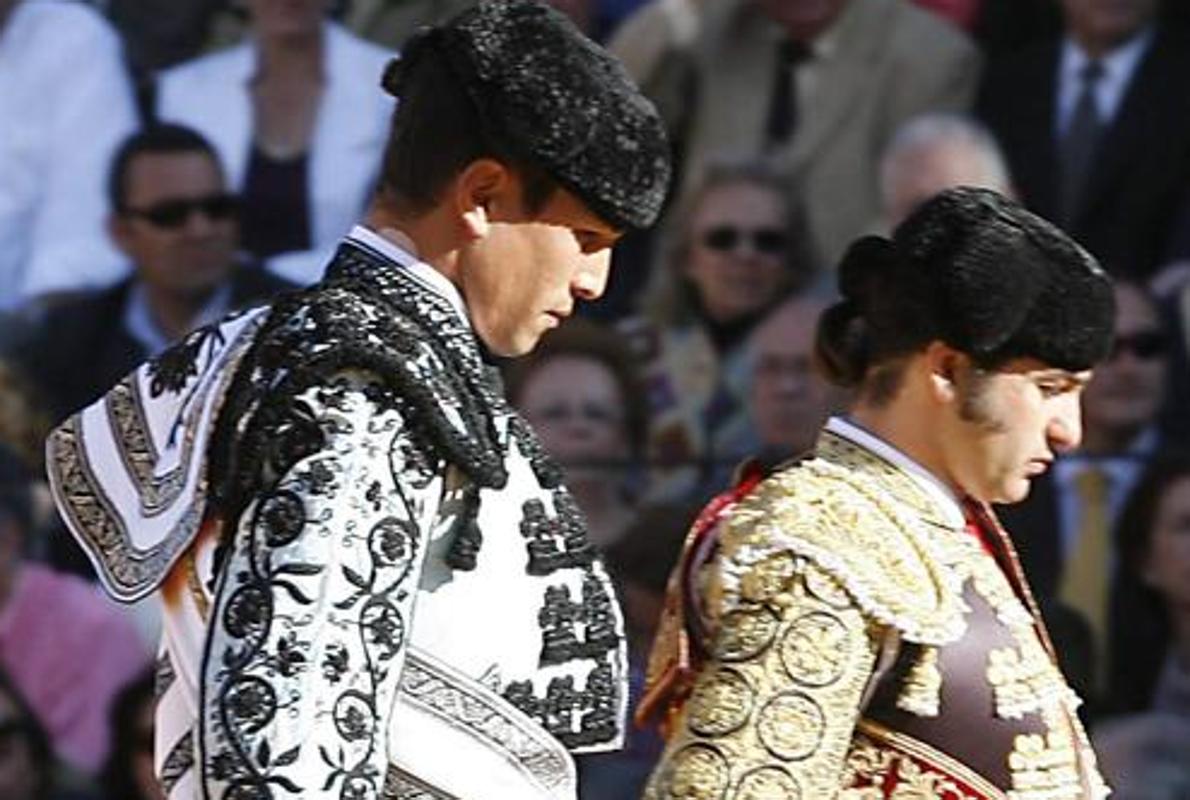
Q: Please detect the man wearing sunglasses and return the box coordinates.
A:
[46,2,669,799]
[15,124,293,428]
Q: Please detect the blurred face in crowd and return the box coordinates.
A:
[0,692,40,800]
[750,298,838,455]
[754,0,849,42]
[547,0,594,34]
[1081,283,1167,452]
[686,180,790,326]
[246,0,327,39]
[1061,0,1158,53]
[457,165,619,357]
[932,352,1089,504]
[882,139,1011,230]
[518,355,630,488]
[111,150,239,301]
[1144,474,1190,613]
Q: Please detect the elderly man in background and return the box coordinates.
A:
[879,112,1014,230]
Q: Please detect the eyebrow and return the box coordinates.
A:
[1034,370,1091,388]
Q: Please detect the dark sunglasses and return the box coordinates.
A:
[1111,331,1168,360]
[700,225,789,256]
[124,194,239,229]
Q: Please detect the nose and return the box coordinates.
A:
[1047,393,1083,453]
[572,249,611,302]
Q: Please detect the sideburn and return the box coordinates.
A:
[956,366,1010,434]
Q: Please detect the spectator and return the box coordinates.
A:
[578,501,700,800]
[14,125,294,426]
[1000,281,1173,697]
[0,667,55,800]
[1094,456,1190,799]
[99,671,163,800]
[978,0,1190,281]
[612,0,981,267]
[879,112,1013,230]
[0,445,150,775]
[740,294,844,463]
[341,0,474,49]
[506,318,648,550]
[621,159,813,501]
[156,0,393,284]
[0,0,138,306]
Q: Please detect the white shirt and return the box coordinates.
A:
[346,224,472,327]
[122,282,234,356]
[825,415,965,529]
[1056,28,1153,138]
[0,0,136,306]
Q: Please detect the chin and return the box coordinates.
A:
[994,478,1033,506]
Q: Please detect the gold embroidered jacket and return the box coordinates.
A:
[641,429,1109,800]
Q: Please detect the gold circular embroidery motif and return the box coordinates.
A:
[736,767,801,800]
[660,744,730,800]
[688,668,754,737]
[756,692,824,761]
[716,607,780,662]
[780,611,850,687]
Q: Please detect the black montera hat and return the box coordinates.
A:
[834,187,1115,372]
[381,0,671,231]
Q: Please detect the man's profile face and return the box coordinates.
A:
[111,150,239,300]
[939,357,1090,504]
[459,181,620,357]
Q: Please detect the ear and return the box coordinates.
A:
[924,341,966,405]
[454,158,513,241]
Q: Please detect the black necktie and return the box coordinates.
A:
[766,39,810,147]
[1059,60,1105,226]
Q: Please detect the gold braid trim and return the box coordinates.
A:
[719,433,970,648]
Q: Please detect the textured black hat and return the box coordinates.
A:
[382,0,671,231]
[836,187,1115,371]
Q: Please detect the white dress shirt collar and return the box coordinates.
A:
[825,416,965,528]
[123,280,233,357]
[1057,27,1154,135]
[346,225,471,328]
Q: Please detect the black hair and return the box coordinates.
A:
[377,40,556,217]
[100,669,157,800]
[107,123,221,213]
[815,188,1114,404]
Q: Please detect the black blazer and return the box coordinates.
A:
[17,264,295,425]
[978,28,1190,280]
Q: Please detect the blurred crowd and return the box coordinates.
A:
[2,0,1190,797]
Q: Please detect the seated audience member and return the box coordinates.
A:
[620,159,814,501]
[505,318,648,550]
[0,446,150,776]
[978,0,1190,282]
[1094,456,1190,799]
[156,0,393,284]
[999,280,1173,696]
[879,112,1013,230]
[15,125,294,425]
[0,0,138,306]
[737,294,845,465]
[99,670,164,800]
[578,501,701,800]
[612,0,980,267]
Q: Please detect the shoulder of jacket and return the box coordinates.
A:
[718,457,969,645]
